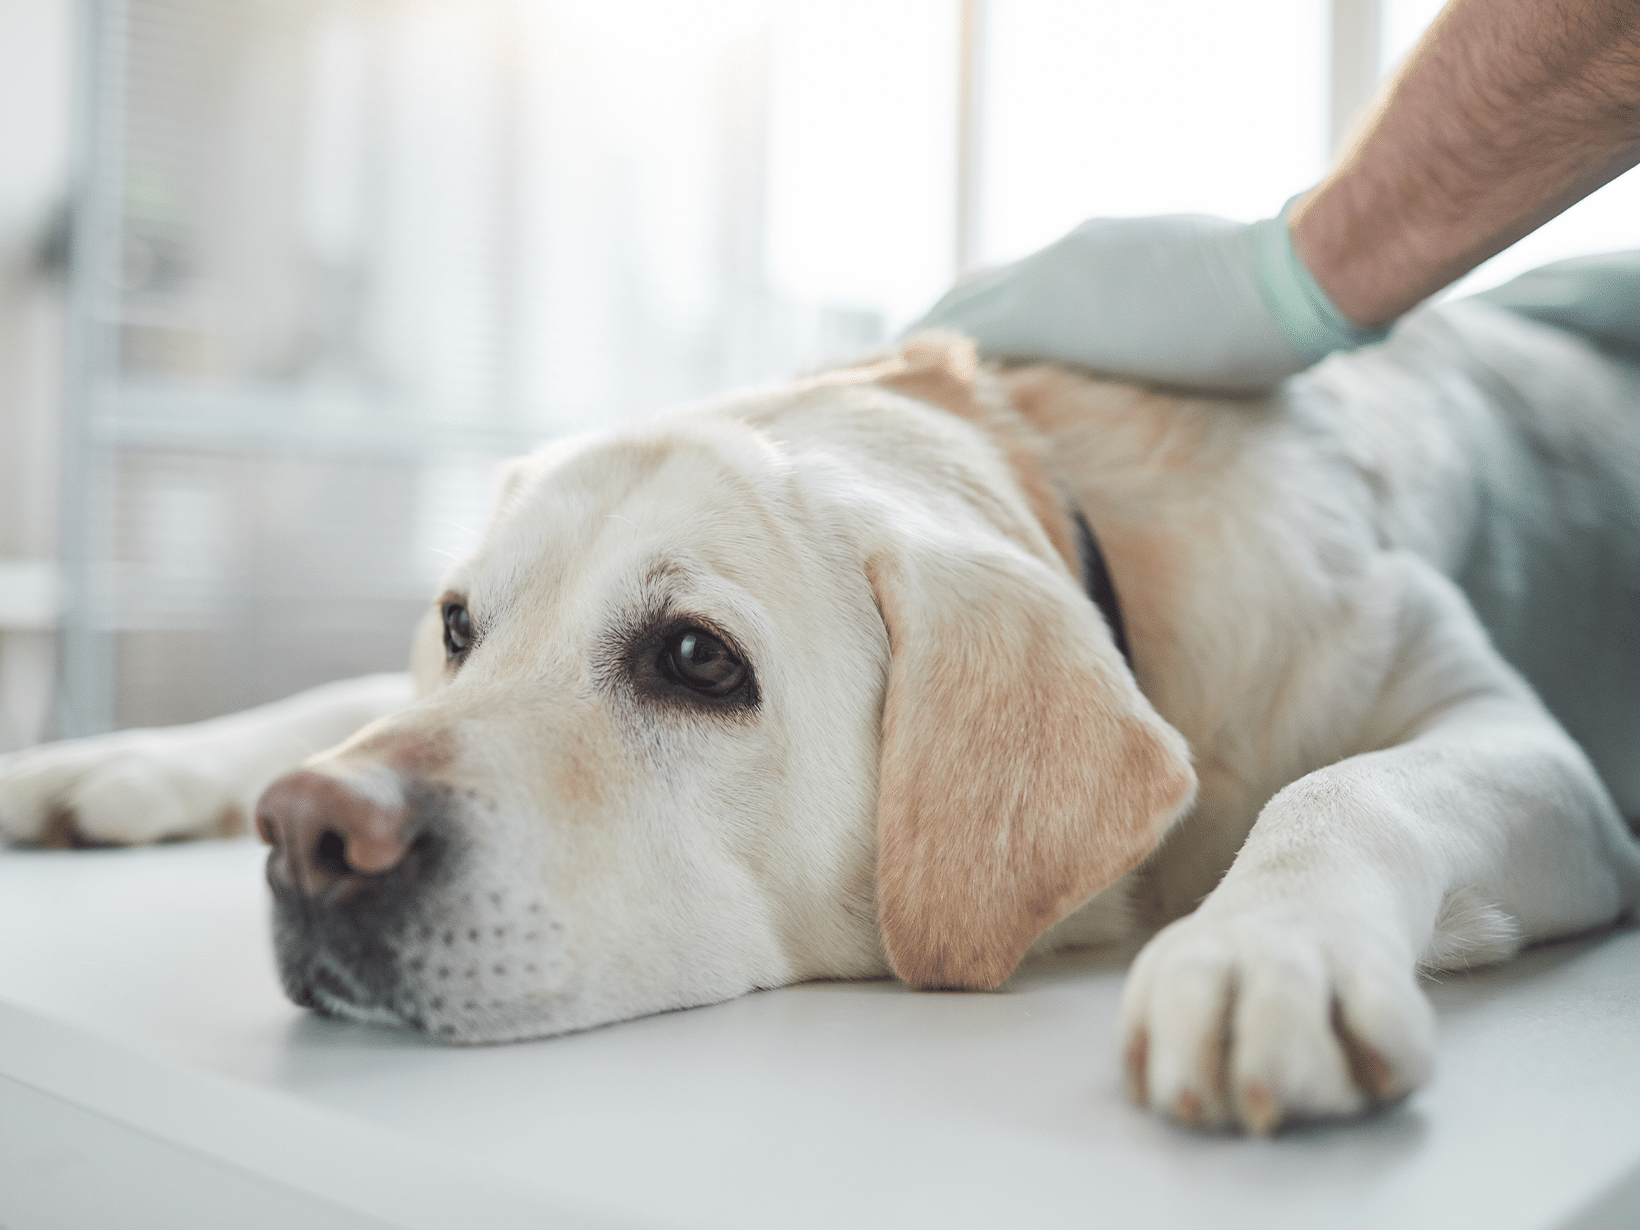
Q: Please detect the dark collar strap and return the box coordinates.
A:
[1071,508,1132,668]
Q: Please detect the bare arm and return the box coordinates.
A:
[1293,0,1640,327]
[914,0,1640,388]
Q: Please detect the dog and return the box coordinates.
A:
[3,301,1639,1135]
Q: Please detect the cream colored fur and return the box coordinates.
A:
[3,300,1638,1135]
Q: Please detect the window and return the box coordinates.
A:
[0,0,1631,745]
[53,0,968,735]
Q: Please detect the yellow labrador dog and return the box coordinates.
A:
[4,302,1639,1135]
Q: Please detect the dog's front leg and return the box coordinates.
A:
[0,673,414,846]
[1120,555,1640,1134]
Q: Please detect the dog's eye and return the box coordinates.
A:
[662,629,746,696]
[443,601,473,657]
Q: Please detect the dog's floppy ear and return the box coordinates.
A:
[869,501,1196,993]
[859,339,1207,990]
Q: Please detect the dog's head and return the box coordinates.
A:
[257,334,1195,1042]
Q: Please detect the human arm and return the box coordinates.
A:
[1294,0,1640,326]
[917,0,1640,389]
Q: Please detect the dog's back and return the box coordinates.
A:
[1308,301,1640,816]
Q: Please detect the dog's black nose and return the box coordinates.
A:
[257,768,417,897]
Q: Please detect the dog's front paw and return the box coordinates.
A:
[0,733,244,847]
[1119,907,1434,1134]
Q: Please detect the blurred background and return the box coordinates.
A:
[0,0,1636,749]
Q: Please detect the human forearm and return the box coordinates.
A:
[1292,0,1640,327]
[913,0,1640,390]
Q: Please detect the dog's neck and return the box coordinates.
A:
[854,336,1132,668]
[1070,506,1132,667]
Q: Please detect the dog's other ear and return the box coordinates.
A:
[491,455,536,517]
[870,537,1195,991]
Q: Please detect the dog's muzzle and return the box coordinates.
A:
[255,766,571,1043]
[257,767,460,1029]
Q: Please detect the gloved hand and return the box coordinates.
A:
[914,206,1388,392]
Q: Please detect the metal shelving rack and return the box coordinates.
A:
[57,0,126,737]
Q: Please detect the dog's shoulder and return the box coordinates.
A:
[1301,301,1640,572]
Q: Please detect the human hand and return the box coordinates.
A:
[916,210,1386,392]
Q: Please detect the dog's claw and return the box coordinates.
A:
[1120,909,1436,1135]
[1239,1082,1280,1136]
[1172,1089,1204,1126]
[1124,1031,1149,1105]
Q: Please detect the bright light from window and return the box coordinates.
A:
[764,0,959,332]
[979,0,1330,263]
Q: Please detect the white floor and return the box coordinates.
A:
[2,838,1639,1229]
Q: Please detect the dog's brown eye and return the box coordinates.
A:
[443,601,473,657]
[664,629,746,695]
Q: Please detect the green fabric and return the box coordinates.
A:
[1471,252,1640,356]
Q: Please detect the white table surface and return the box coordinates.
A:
[2,837,1639,1229]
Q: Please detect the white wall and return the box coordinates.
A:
[978,0,1330,261]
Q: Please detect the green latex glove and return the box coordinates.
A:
[915,207,1388,392]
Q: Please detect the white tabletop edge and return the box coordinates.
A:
[0,998,649,1230]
